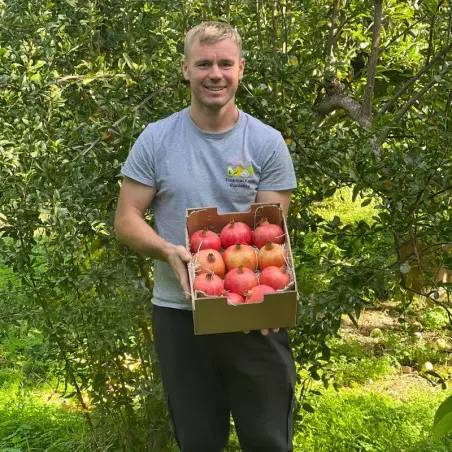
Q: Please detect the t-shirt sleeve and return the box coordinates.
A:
[258,133,297,191]
[121,128,156,187]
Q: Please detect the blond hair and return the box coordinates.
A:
[184,21,242,59]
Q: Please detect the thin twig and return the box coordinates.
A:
[392,62,452,123]
[55,73,129,84]
[380,42,452,115]
[362,0,383,118]
[75,90,160,160]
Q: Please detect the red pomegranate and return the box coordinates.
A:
[192,249,225,278]
[193,273,224,296]
[220,221,252,249]
[189,228,221,253]
[222,290,245,305]
[259,265,290,290]
[252,218,285,250]
[223,243,257,271]
[224,265,258,297]
[244,284,276,303]
[257,242,286,270]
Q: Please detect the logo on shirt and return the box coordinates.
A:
[225,161,254,188]
[226,163,254,178]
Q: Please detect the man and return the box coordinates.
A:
[115,21,297,452]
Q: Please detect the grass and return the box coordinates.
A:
[293,387,452,452]
[314,187,377,225]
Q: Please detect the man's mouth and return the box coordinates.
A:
[206,87,224,91]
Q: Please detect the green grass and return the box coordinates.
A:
[293,388,452,452]
[314,187,377,225]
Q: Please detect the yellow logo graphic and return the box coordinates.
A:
[226,164,254,178]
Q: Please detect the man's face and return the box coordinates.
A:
[181,38,245,113]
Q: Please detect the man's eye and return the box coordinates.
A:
[221,62,233,68]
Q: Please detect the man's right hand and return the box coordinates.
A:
[165,244,192,300]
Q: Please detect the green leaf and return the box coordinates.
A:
[302,402,315,413]
[434,393,452,427]
[361,198,372,207]
[433,411,452,440]
[82,74,95,85]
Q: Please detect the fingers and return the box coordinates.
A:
[243,329,280,336]
[167,246,192,300]
[260,328,279,335]
[176,245,192,263]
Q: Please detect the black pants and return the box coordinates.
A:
[152,305,296,452]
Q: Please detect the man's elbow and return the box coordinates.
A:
[114,213,127,243]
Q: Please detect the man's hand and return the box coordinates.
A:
[165,244,192,300]
[244,328,280,336]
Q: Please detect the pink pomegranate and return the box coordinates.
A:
[220,221,252,249]
[259,265,290,290]
[222,290,245,305]
[252,218,284,250]
[189,228,221,253]
[224,265,259,297]
[193,273,224,296]
[244,284,276,303]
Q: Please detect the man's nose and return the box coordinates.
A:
[209,64,222,79]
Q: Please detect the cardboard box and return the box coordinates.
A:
[186,203,299,335]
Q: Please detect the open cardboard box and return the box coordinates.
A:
[186,203,299,335]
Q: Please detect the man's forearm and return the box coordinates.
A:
[114,214,174,261]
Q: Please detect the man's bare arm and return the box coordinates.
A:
[255,190,292,217]
[114,177,192,298]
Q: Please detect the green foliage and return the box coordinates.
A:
[327,338,395,386]
[381,332,445,368]
[419,307,451,331]
[295,389,452,452]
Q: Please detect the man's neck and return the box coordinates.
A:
[189,103,239,133]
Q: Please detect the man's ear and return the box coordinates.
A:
[181,59,190,80]
[239,57,245,80]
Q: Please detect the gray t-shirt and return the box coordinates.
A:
[121,107,297,309]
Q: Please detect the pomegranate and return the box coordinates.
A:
[192,249,225,278]
[220,221,252,249]
[223,243,257,271]
[259,265,290,290]
[257,242,286,270]
[252,218,285,250]
[244,284,276,303]
[224,265,258,297]
[189,228,221,253]
[193,272,224,296]
[222,290,245,305]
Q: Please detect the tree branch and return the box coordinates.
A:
[317,94,371,130]
[362,0,383,118]
[75,90,160,160]
[380,42,452,114]
[326,0,341,65]
[55,73,129,84]
[378,14,428,55]
[393,62,452,123]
